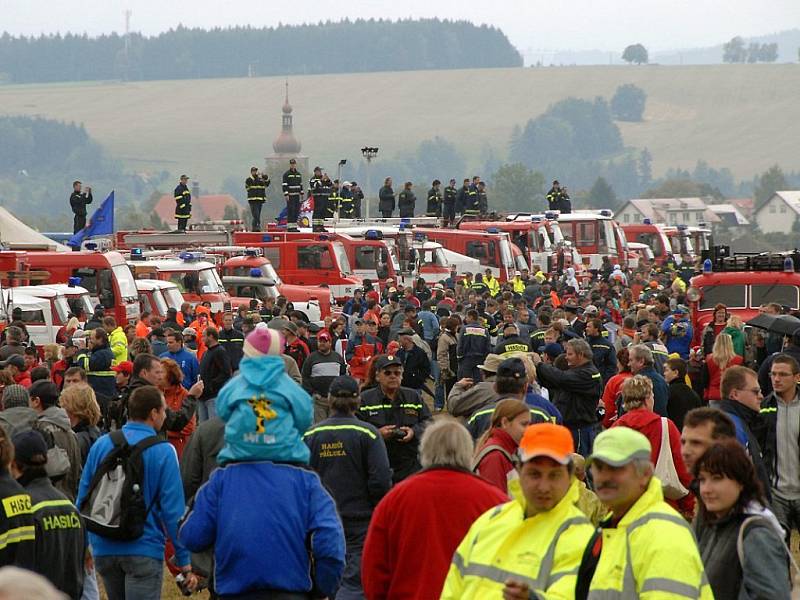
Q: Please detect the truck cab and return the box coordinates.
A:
[556,210,630,270]
[416,228,516,282]
[135,279,186,319]
[231,235,362,302]
[11,284,94,326]
[127,251,231,313]
[687,250,800,346]
[0,290,56,345]
[622,220,672,266]
[24,250,140,325]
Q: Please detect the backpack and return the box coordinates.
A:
[32,418,71,482]
[79,430,166,541]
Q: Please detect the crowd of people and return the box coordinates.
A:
[0,253,799,599]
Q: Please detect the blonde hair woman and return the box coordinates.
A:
[59,384,102,464]
[704,333,743,402]
[723,314,746,357]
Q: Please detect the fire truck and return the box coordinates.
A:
[135,279,186,319]
[230,235,361,302]
[622,221,673,266]
[555,210,632,270]
[219,251,330,320]
[687,249,800,346]
[126,250,231,313]
[24,248,140,325]
[414,228,517,282]
[12,284,94,326]
[0,289,56,345]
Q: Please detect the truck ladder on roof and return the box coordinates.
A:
[122,230,232,248]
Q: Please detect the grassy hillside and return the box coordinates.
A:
[0,64,798,189]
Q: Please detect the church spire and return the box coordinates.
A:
[273,78,301,154]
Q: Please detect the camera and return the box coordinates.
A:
[391,428,407,441]
[175,573,192,597]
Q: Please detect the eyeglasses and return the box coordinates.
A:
[382,370,403,377]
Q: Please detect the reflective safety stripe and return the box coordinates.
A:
[761,407,777,414]
[31,499,75,512]
[304,424,377,440]
[591,373,602,379]
[467,407,495,425]
[530,408,555,424]
[220,338,245,343]
[399,404,422,410]
[360,404,393,411]
[640,577,699,596]
[89,371,116,377]
[0,525,35,550]
[451,553,538,590]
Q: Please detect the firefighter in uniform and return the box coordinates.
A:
[494,323,531,356]
[0,427,36,569]
[397,182,416,219]
[455,178,470,218]
[483,268,500,297]
[357,355,431,483]
[456,309,491,381]
[477,181,488,215]
[304,376,392,600]
[327,179,342,219]
[245,166,270,232]
[339,181,355,218]
[281,158,303,232]
[463,177,481,217]
[310,168,331,232]
[426,179,442,218]
[350,182,363,218]
[546,180,571,214]
[443,178,457,227]
[174,174,191,232]
[69,180,93,234]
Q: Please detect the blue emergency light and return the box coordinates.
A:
[365,230,382,240]
[599,210,612,217]
[677,224,688,231]
[486,227,499,234]
[245,248,258,257]
[179,251,204,262]
[130,247,145,261]
[262,234,272,242]
[68,276,81,287]
[250,268,263,278]
[785,257,794,273]
[703,259,712,274]
[84,242,98,251]
[531,216,542,223]
[643,218,652,225]
[414,233,427,242]
[544,211,558,220]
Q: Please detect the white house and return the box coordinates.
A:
[616,197,720,226]
[753,191,800,235]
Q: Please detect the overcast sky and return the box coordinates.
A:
[5,0,799,53]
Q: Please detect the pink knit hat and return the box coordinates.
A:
[243,327,285,357]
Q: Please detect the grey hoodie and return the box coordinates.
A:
[0,406,38,437]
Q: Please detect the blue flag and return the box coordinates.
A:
[68,190,114,248]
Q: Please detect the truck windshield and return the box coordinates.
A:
[112,264,139,300]
[635,233,665,258]
[150,290,169,316]
[53,296,70,324]
[332,242,352,275]
[198,268,224,293]
[162,287,184,310]
[499,239,514,269]
[602,221,616,255]
[68,294,95,319]
[751,284,799,309]
[699,285,746,310]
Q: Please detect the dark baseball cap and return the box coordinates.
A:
[12,430,48,466]
[375,355,402,371]
[329,375,359,398]
[1,355,25,370]
[497,357,527,379]
[542,343,563,360]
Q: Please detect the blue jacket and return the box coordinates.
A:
[216,355,313,465]
[525,391,563,424]
[76,422,190,566]
[160,348,199,390]
[417,310,440,342]
[661,315,693,359]
[179,461,345,596]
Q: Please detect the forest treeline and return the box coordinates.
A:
[0,19,523,84]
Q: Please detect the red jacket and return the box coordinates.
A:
[13,370,31,389]
[362,467,507,600]
[704,354,743,401]
[613,408,695,515]
[601,371,633,428]
[474,428,518,494]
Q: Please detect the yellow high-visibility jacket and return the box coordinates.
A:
[108,326,128,365]
[588,477,713,599]
[485,275,500,297]
[512,276,526,294]
[440,478,594,599]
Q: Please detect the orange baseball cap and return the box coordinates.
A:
[518,423,574,465]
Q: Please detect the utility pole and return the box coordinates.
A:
[361,147,379,220]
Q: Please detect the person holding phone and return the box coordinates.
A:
[69,180,92,233]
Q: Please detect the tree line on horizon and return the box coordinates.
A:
[0,19,522,84]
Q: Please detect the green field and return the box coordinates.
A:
[1,64,798,188]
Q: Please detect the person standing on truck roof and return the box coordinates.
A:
[309,167,330,232]
[426,180,442,218]
[174,174,192,232]
[443,178,457,227]
[281,158,303,232]
[69,180,92,234]
[245,166,270,232]
[378,177,395,218]
[398,182,416,218]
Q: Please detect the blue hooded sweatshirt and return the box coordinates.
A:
[216,355,313,465]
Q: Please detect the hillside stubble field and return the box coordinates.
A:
[0,63,798,188]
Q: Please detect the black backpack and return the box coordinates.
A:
[79,430,166,541]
